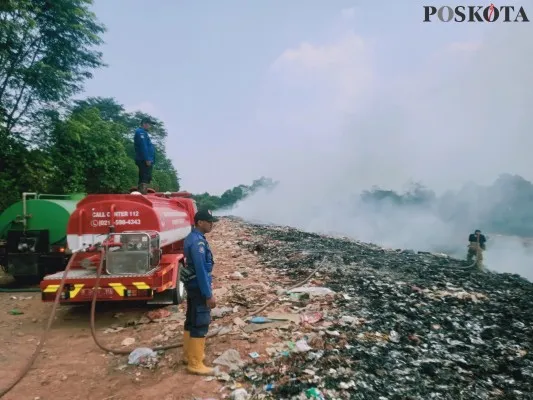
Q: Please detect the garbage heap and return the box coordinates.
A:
[232,220,533,400]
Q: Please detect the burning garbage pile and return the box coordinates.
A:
[229,220,533,399]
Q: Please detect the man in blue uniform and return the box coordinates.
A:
[133,117,156,194]
[181,209,218,375]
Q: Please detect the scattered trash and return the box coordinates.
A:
[300,312,323,324]
[243,321,289,333]
[294,339,312,352]
[127,347,158,368]
[264,383,275,392]
[249,316,272,324]
[211,306,233,318]
[230,388,249,400]
[217,325,233,336]
[8,309,23,315]
[103,326,124,334]
[216,371,231,382]
[232,221,533,398]
[121,337,135,346]
[146,308,171,321]
[305,388,325,399]
[32,218,532,399]
[338,380,356,389]
[266,312,301,324]
[288,286,335,296]
[265,343,286,356]
[389,329,400,343]
[213,349,245,371]
[9,296,32,301]
[230,271,244,280]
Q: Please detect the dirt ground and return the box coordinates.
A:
[0,219,286,400]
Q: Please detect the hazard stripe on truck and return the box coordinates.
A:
[108,283,126,296]
[42,284,85,298]
[108,282,151,295]
[44,282,151,298]
[132,282,151,290]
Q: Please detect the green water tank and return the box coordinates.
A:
[0,193,85,245]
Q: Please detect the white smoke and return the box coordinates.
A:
[227,2,533,282]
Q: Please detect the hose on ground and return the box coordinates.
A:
[89,255,329,354]
[0,254,330,397]
[0,253,79,398]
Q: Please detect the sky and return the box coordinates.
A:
[82,0,531,195]
[82,1,533,279]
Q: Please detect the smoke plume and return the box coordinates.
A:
[228,2,533,281]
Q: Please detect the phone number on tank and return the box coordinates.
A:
[115,219,142,226]
[90,219,142,227]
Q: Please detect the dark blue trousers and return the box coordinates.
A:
[136,160,153,185]
[184,287,211,338]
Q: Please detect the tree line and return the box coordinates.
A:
[0,1,182,211]
[192,177,277,211]
[0,0,272,213]
[361,174,533,237]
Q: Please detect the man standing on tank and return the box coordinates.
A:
[133,117,155,194]
[180,209,218,375]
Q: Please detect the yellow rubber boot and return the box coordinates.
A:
[181,330,190,365]
[186,337,214,376]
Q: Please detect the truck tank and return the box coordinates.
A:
[66,193,192,252]
[0,193,86,280]
[39,192,196,304]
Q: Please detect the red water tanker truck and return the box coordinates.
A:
[39,191,197,305]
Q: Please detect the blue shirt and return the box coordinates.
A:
[183,228,214,298]
[134,127,156,163]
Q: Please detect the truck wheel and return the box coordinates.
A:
[172,280,185,305]
[172,261,186,305]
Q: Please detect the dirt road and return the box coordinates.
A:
[0,219,283,400]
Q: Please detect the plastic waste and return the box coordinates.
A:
[230,388,249,400]
[289,286,335,296]
[250,316,272,324]
[300,312,323,324]
[295,339,312,352]
[305,387,325,399]
[128,347,157,365]
[213,348,245,371]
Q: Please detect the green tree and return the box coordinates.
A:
[72,98,168,147]
[193,177,278,210]
[0,0,105,137]
[361,183,436,207]
[193,193,219,211]
[0,137,53,210]
[0,0,105,211]
[45,107,136,193]
[69,97,180,191]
